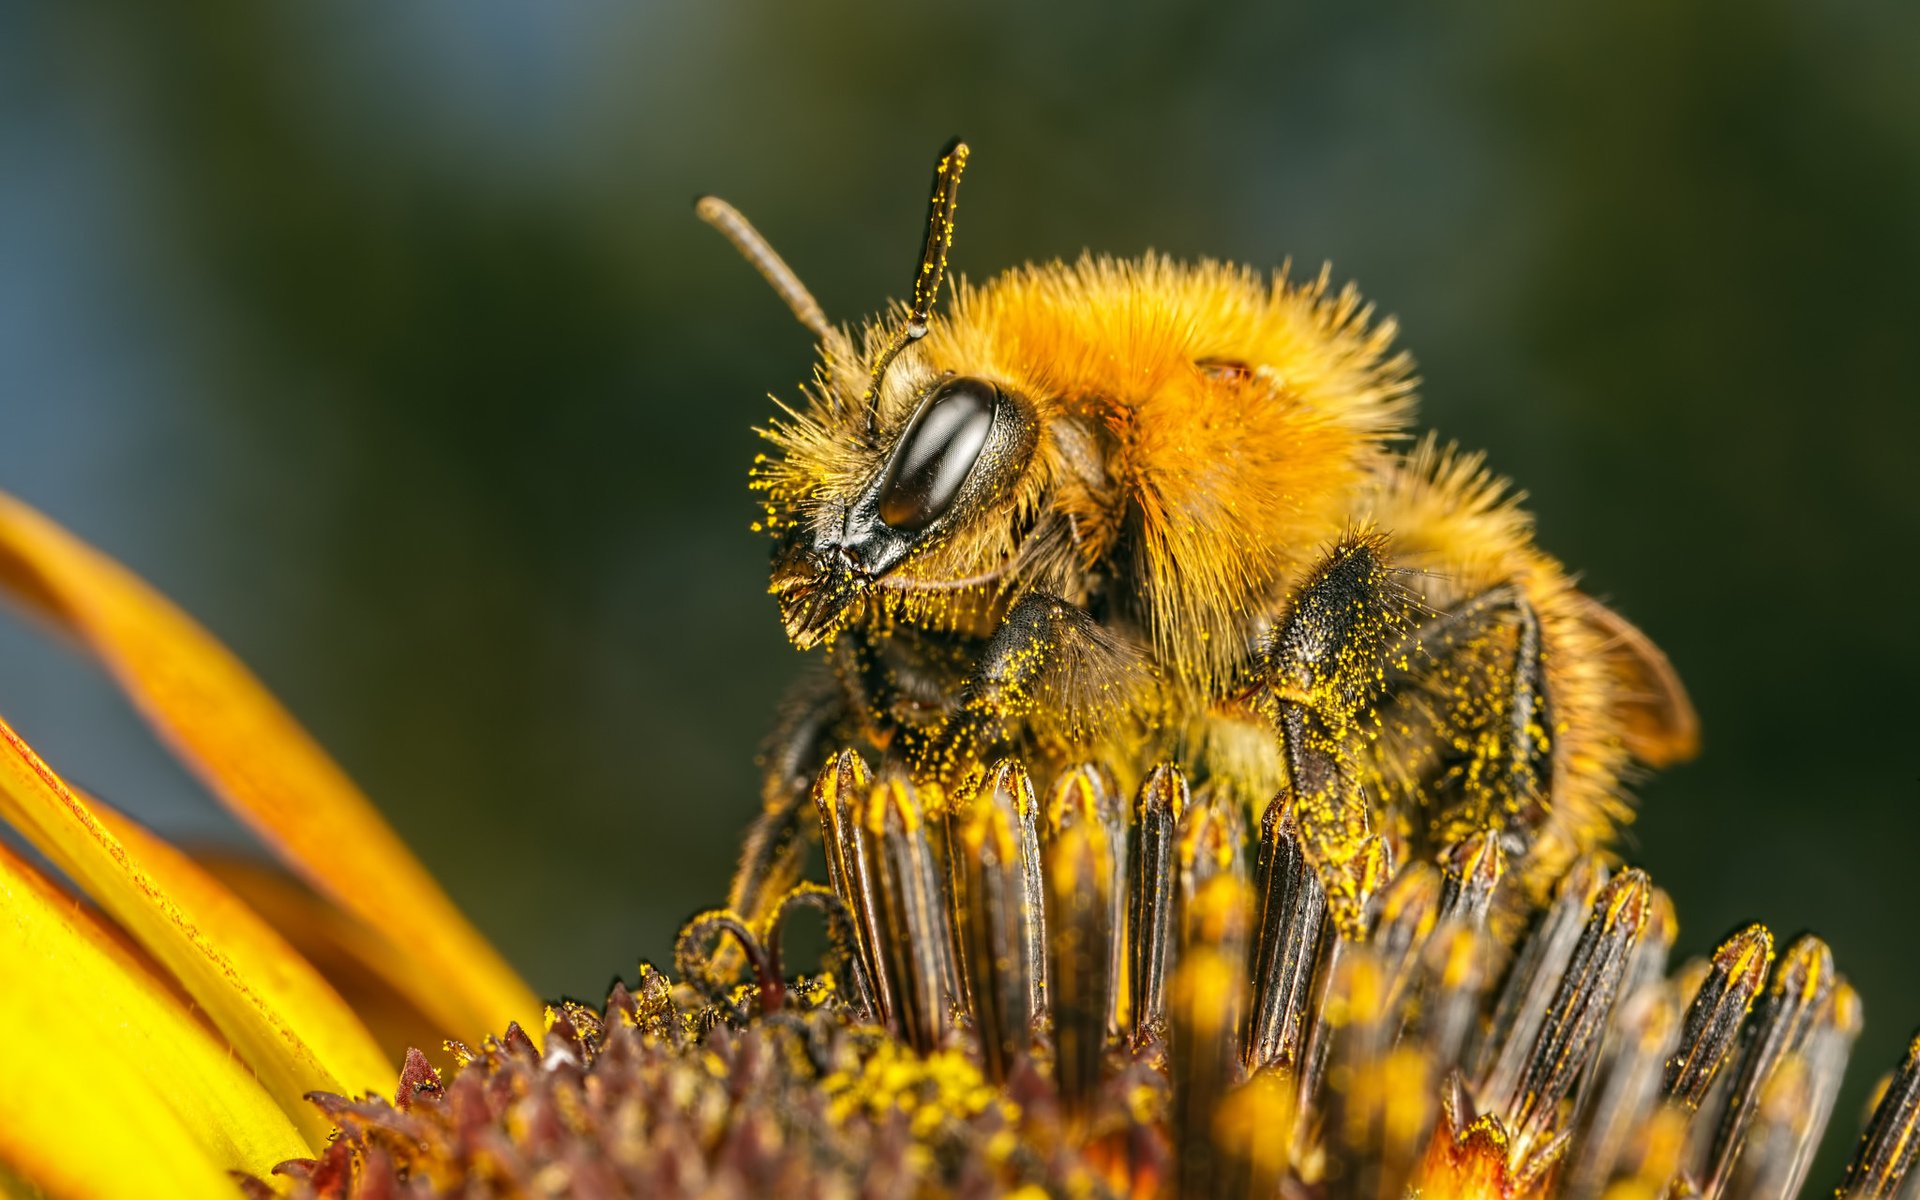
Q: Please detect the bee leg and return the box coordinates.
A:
[1253,533,1419,935]
[726,667,852,928]
[911,590,1144,782]
[1374,583,1555,860]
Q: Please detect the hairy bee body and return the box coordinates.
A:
[715,146,1695,931]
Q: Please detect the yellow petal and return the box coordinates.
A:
[0,839,310,1195]
[0,490,540,1040]
[196,851,451,1066]
[0,715,385,1141]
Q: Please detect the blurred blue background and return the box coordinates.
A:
[2,0,1916,1174]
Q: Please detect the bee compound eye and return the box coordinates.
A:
[876,377,999,532]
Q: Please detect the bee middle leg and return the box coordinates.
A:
[1372,582,1556,864]
[1253,533,1419,934]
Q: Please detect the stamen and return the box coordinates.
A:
[1247,795,1328,1072]
[1750,982,1860,1200]
[1046,762,1129,1036]
[1169,874,1254,1200]
[865,776,959,1052]
[1043,809,1119,1120]
[956,759,1046,1083]
[1559,983,1684,1200]
[1176,784,1250,954]
[1364,860,1441,1017]
[1664,924,1774,1111]
[1128,763,1188,1045]
[1406,919,1495,1073]
[1623,886,1679,1003]
[810,749,883,1022]
[1296,835,1391,1117]
[1700,933,1835,1199]
[1477,857,1609,1105]
[1435,831,1506,928]
[1503,869,1653,1155]
[1321,948,1438,1200]
[1838,1031,1920,1200]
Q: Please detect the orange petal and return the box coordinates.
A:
[0,714,389,1141]
[0,839,311,1193]
[0,490,540,1041]
[195,851,452,1067]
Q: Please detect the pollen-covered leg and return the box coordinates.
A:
[1253,533,1420,935]
[910,590,1148,783]
[727,670,851,927]
[1370,583,1557,861]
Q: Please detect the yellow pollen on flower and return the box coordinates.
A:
[822,1040,1014,1141]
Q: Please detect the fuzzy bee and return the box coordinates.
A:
[700,141,1697,934]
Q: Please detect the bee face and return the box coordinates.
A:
[769,373,1039,648]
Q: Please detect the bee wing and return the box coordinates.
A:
[1570,594,1700,767]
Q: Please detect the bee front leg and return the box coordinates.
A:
[910,590,1145,784]
[726,666,853,927]
[1252,533,1418,935]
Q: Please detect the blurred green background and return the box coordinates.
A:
[3,0,1916,1174]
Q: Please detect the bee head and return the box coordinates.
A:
[704,140,1043,649]
[766,371,1038,647]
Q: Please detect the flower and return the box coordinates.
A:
[1,489,1917,1200]
[262,757,1920,1200]
[0,491,541,1194]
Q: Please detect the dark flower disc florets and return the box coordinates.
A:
[261,754,1920,1200]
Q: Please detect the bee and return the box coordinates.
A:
[699,140,1697,934]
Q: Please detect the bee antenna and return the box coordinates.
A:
[695,194,834,342]
[862,137,971,442]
